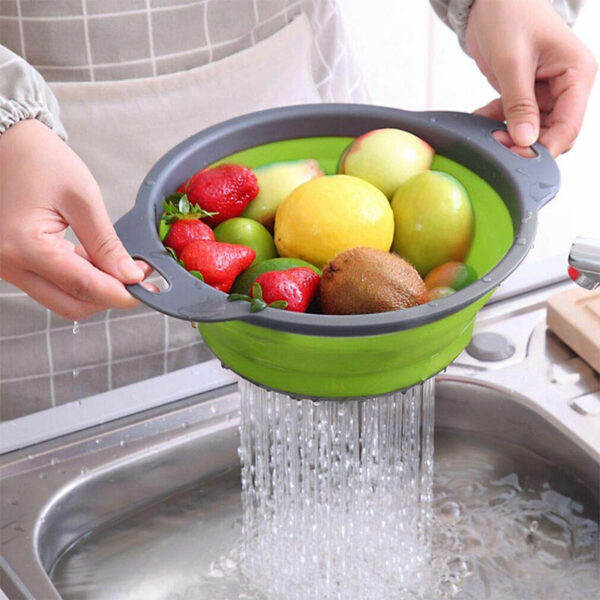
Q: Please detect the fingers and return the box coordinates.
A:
[474,100,536,157]
[75,245,154,279]
[539,68,593,157]
[60,183,144,284]
[494,55,540,147]
[1,265,108,321]
[16,238,140,311]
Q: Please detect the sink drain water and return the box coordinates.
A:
[238,379,435,599]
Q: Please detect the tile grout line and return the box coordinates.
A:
[163,314,169,375]
[105,309,112,390]
[0,309,169,341]
[0,340,204,384]
[45,309,56,407]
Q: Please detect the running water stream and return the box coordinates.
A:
[238,379,435,600]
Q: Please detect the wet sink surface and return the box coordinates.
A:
[2,379,599,600]
[50,428,600,600]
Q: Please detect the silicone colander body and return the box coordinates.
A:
[114,105,559,398]
[197,138,508,397]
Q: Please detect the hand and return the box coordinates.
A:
[0,119,151,321]
[466,0,597,157]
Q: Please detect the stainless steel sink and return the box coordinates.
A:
[1,376,598,600]
[1,281,599,599]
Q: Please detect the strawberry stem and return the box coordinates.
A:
[162,194,217,222]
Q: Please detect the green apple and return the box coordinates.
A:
[338,128,434,199]
[391,171,473,276]
[214,217,278,266]
[242,159,324,230]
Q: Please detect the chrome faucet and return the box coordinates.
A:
[568,237,600,290]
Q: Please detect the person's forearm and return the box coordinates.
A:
[0,45,66,139]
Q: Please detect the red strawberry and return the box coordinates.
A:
[178,164,259,227]
[164,219,215,257]
[180,241,255,292]
[251,267,320,313]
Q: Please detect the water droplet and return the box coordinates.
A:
[80,467,88,476]
[516,237,527,246]
[181,422,189,429]
[482,276,492,283]
[72,369,79,377]
[95,438,101,445]
[39,472,47,479]
[119,440,127,448]
[439,500,462,522]
[529,519,539,533]
[145,179,156,186]
[72,321,80,334]
[50,457,58,466]
[210,405,218,414]
[429,302,439,308]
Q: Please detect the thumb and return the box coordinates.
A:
[497,61,540,147]
[63,184,144,284]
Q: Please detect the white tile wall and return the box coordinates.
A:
[340,0,600,269]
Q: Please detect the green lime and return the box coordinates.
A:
[214,217,278,266]
[232,257,321,295]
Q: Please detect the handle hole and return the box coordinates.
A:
[491,129,538,159]
[132,257,171,294]
[145,272,170,293]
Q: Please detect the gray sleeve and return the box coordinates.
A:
[0,45,67,140]
[429,0,585,53]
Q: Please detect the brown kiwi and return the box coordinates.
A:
[320,247,429,315]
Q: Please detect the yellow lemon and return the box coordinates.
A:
[274,175,394,268]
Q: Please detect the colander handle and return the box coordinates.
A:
[114,207,254,322]
[421,111,560,214]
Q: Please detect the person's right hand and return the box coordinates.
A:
[0,119,149,321]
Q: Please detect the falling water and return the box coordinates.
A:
[238,378,435,600]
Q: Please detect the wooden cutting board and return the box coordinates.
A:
[547,286,600,374]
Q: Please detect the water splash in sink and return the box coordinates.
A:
[238,379,435,600]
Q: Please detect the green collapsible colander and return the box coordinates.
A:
[114,104,559,398]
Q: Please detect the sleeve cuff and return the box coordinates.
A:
[0,53,67,140]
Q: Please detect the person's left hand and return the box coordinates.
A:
[466,0,597,157]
